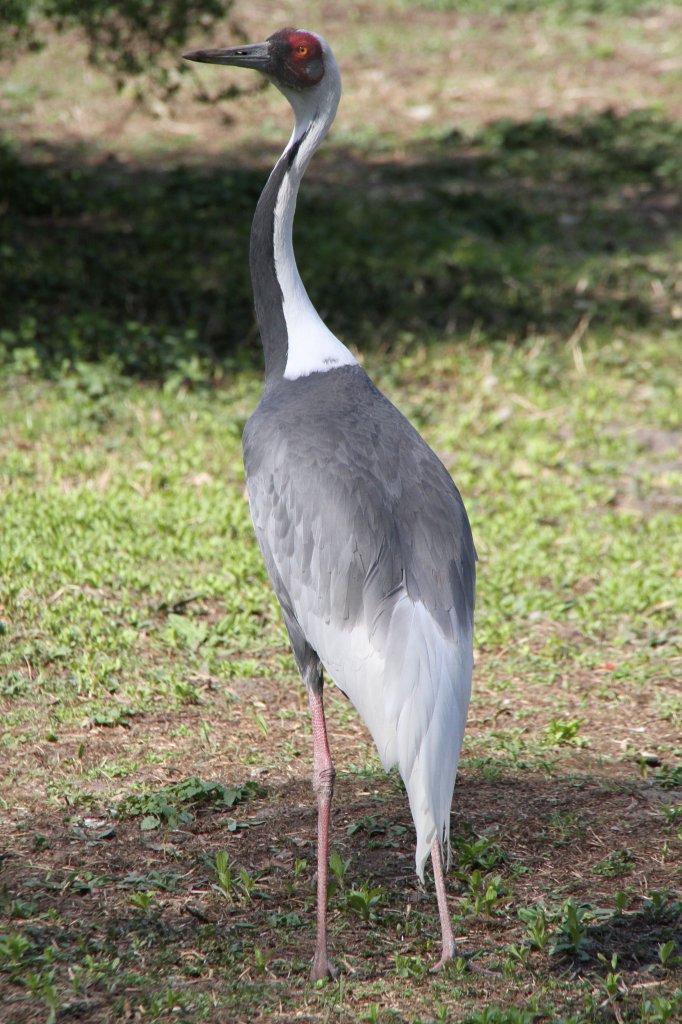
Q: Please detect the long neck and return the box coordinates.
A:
[249,148,296,379]
[249,76,357,382]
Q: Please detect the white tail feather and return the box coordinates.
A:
[302,594,473,881]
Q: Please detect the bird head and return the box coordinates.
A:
[185,28,341,142]
[184,27,331,93]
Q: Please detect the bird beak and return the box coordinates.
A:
[183,42,270,70]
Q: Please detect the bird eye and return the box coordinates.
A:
[296,45,308,55]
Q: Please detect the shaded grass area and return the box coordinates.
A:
[1,107,681,376]
[1,688,681,1023]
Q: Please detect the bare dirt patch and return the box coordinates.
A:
[2,656,680,1021]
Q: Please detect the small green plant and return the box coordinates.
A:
[656,765,682,790]
[463,1008,539,1024]
[461,870,507,915]
[237,866,258,900]
[544,718,588,747]
[208,852,260,902]
[640,993,682,1024]
[253,945,268,975]
[163,613,209,652]
[24,968,59,1024]
[343,883,383,921]
[328,849,351,892]
[661,805,682,825]
[128,890,156,911]
[551,899,592,960]
[518,905,550,950]
[253,710,269,737]
[644,890,682,922]
[455,833,508,872]
[592,847,635,877]
[116,777,262,831]
[267,910,302,931]
[394,954,427,979]
[547,810,587,845]
[0,931,32,969]
[658,940,679,970]
[597,951,622,1000]
[211,851,235,902]
[145,986,185,1017]
[286,857,308,897]
[614,890,630,913]
[90,706,133,728]
[4,897,37,920]
[347,814,386,840]
[505,942,531,968]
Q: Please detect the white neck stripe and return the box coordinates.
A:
[270,51,358,381]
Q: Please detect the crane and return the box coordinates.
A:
[184,28,476,981]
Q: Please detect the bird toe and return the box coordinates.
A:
[310,955,339,982]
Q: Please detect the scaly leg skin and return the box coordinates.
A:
[308,686,338,982]
[430,837,458,971]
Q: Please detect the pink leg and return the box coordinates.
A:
[430,837,458,970]
[308,687,337,981]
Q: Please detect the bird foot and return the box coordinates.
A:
[429,945,459,974]
[310,953,339,982]
[428,926,460,975]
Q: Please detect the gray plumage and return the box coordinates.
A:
[244,365,476,873]
[244,366,474,633]
[185,26,476,976]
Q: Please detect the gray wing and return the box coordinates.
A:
[243,368,475,651]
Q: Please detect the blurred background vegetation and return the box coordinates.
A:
[0,0,238,95]
[1,0,681,378]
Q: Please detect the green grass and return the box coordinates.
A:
[2,335,680,1021]
[2,334,679,718]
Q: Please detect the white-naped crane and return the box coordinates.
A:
[184,28,476,981]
